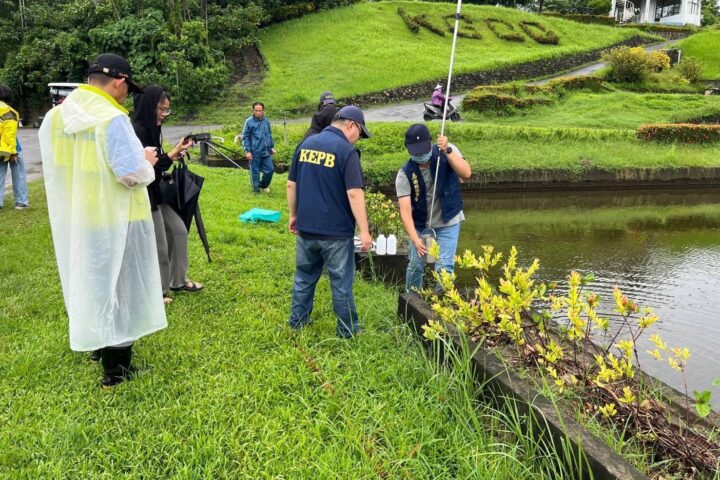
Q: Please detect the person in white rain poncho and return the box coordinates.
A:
[39,53,167,389]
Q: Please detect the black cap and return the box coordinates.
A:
[334,105,371,139]
[320,91,335,104]
[405,124,432,156]
[87,53,143,94]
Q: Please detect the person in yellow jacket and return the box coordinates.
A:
[0,85,29,210]
[39,53,167,389]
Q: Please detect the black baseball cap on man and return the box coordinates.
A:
[320,91,335,104]
[334,105,371,139]
[405,123,432,156]
[87,53,143,93]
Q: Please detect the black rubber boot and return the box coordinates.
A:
[119,345,138,378]
[90,349,102,363]
[100,347,126,389]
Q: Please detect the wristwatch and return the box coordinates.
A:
[445,146,453,155]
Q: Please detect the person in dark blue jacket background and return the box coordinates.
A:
[241,102,276,193]
[395,123,471,292]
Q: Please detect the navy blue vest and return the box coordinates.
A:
[402,145,463,230]
[293,126,361,237]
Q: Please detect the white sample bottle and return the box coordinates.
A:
[375,234,387,255]
[386,234,397,255]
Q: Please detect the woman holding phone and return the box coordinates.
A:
[131,85,201,303]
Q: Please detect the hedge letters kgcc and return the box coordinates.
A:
[398,8,558,46]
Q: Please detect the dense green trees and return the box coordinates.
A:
[0,0,355,116]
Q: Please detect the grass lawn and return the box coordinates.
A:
[211,121,720,187]
[192,1,647,120]
[460,90,720,129]
[677,29,720,80]
[1,171,575,478]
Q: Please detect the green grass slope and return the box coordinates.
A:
[677,30,720,80]
[461,90,720,128]
[254,2,645,111]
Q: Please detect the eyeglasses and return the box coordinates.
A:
[158,108,172,115]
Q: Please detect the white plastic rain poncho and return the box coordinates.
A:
[39,85,167,351]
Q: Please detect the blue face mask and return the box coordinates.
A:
[411,151,432,164]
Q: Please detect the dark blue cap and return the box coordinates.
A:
[320,91,335,104]
[335,105,371,139]
[405,123,432,156]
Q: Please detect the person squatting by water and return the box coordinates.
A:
[0,84,30,210]
[304,91,339,139]
[242,101,276,194]
[286,106,372,338]
[131,85,202,307]
[395,123,471,293]
[39,53,167,389]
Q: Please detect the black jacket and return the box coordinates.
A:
[131,85,173,211]
[304,103,339,139]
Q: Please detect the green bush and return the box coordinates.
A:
[602,46,653,83]
[548,75,605,92]
[397,7,420,33]
[677,58,704,83]
[636,123,720,143]
[519,21,560,45]
[542,13,617,26]
[463,93,553,113]
[485,18,525,42]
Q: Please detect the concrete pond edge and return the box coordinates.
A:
[398,292,649,480]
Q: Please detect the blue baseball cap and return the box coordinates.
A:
[405,124,432,156]
[320,91,335,104]
[334,105,371,139]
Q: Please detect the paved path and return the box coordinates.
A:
[5,125,220,195]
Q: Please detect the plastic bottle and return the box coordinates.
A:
[386,234,397,255]
[422,232,435,264]
[375,234,387,255]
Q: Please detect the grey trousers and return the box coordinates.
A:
[152,204,190,294]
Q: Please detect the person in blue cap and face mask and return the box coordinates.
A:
[395,123,471,293]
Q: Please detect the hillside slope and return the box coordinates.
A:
[255,1,647,111]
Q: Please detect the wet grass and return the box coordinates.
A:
[209,120,720,187]
[460,90,720,129]
[677,30,720,80]
[1,171,576,478]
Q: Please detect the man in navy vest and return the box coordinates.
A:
[286,106,372,338]
[395,123,471,292]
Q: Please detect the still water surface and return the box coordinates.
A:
[458,187,720,408]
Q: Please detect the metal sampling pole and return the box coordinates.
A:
[427,0,463,235]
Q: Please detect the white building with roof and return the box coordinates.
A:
[610,0,702,26]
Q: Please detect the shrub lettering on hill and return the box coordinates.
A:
[398,8,559,45]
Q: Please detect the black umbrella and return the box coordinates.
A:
[166,158,211,262]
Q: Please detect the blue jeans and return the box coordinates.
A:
[250,154,274,191]
[289,236,361,338]
[406,223,461,293]
[0,153,29,208]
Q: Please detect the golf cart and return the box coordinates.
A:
[31,82,80,128]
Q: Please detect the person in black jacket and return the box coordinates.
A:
[304,91,339,139]
[131,85,200,304]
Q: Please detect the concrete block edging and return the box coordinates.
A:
[398,292,649,480]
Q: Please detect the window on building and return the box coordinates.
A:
[655,0,682,19]
[690,0,700,14]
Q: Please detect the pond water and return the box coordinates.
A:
[458,187,720,409]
